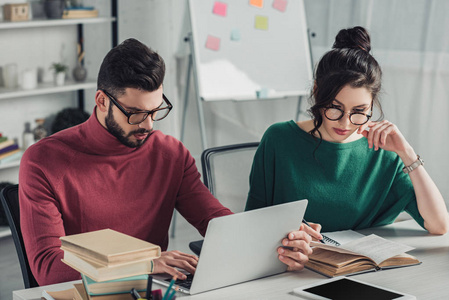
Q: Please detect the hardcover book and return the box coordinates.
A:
[306,234,420,277]
[62,250,155,282]
[60,229,160,266]
[81,273,148,296]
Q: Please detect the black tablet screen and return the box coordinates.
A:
[304,278,403,300]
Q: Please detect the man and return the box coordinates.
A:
[19,38,321,285]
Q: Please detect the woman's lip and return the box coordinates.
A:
[333,128,350,135]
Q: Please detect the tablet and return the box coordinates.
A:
[293,277,416,300]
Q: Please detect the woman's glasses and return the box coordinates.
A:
[324,106,372,126]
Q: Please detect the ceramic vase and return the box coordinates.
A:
[73,62,87,82]
[55,72,66,86]
[44,0,65,19]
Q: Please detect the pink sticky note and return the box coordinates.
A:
[213,1,227,17]
[205,35,221,51]
[273,0,288,12]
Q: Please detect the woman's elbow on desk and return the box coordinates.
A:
[424,214,449,235]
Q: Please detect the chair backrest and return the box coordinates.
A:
[0,184,39,288]
[201,142,259,213]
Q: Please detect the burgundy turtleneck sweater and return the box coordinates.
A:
[19,109,232,285]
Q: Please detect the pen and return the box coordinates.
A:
[167,286,179,300]
[302,219,325,244]
[130,288,143,300]
[162,276,177,300]
[146,275,153,300]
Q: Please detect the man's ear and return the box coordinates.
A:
[95,90,108,112]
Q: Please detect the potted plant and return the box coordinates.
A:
[50,62,68,86]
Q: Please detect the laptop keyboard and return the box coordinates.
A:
[165,274,194,289]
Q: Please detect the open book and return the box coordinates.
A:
[306,232,421,277]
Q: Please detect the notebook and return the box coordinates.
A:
[153,199,308,295]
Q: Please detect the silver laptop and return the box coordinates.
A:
[154,199,308,295]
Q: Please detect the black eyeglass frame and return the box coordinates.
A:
[101,89,173,125]
[323,105,373,126]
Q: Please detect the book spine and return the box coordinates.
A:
[0,143,19,155]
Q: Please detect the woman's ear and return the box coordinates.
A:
[95,90,108,112]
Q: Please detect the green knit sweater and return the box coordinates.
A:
[245,121,424,232]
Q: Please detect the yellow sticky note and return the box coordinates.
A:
[255,15,268,30]
[250,0,264,8]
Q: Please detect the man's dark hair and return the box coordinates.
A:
[97,38,166,98]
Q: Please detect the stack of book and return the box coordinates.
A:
[60,229,160,299]
[62,7,99,19]
[0,136,22,165]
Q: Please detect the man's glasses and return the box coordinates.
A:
[324,106,372,126]
[101,89,173,125]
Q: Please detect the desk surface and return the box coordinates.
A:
[13,220,449,300]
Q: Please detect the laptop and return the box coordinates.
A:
[153,199,308,295]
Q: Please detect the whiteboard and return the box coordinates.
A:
[188,0,313,101]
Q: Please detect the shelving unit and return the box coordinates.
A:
[0,2,119,238]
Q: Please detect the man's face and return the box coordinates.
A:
[104,86,164,148]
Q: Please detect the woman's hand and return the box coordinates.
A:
[152,250,198,280]
[358,120,412,157]
[278,223,323,271]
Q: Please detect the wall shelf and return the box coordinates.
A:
[0,17,116,30]
[0,159,21,170]
[0,79,97,100]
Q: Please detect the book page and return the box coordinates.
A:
[322,230,365,245]
[340,234,414,265]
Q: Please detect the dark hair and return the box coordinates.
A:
[97,38,166,98]
[51,108,90,134]
[308,26,383,142]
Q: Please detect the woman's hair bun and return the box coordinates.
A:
[332,26,371,53]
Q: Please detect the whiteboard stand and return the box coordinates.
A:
[180,33,208,150]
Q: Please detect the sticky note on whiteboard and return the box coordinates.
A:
[250,0,264,8]
[231,29,241,41]
[255,15,268,30]
[212,1,227,17]
[273,0,288,12]
[205,35,221,51]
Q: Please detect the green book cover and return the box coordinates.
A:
[81,273,148,296]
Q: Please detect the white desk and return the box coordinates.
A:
[13,220,449,300]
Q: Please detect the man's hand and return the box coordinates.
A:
[152,250,198,280]
[278,223,322,271]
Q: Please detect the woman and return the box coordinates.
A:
[245,26,448,235]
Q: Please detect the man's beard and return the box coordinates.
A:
[105,105,152,148]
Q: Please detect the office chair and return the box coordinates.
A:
[201,142,260,213]
[189,142,260,255]
[0,184,39,288]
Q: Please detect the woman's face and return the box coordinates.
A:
[319,85,373,143]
